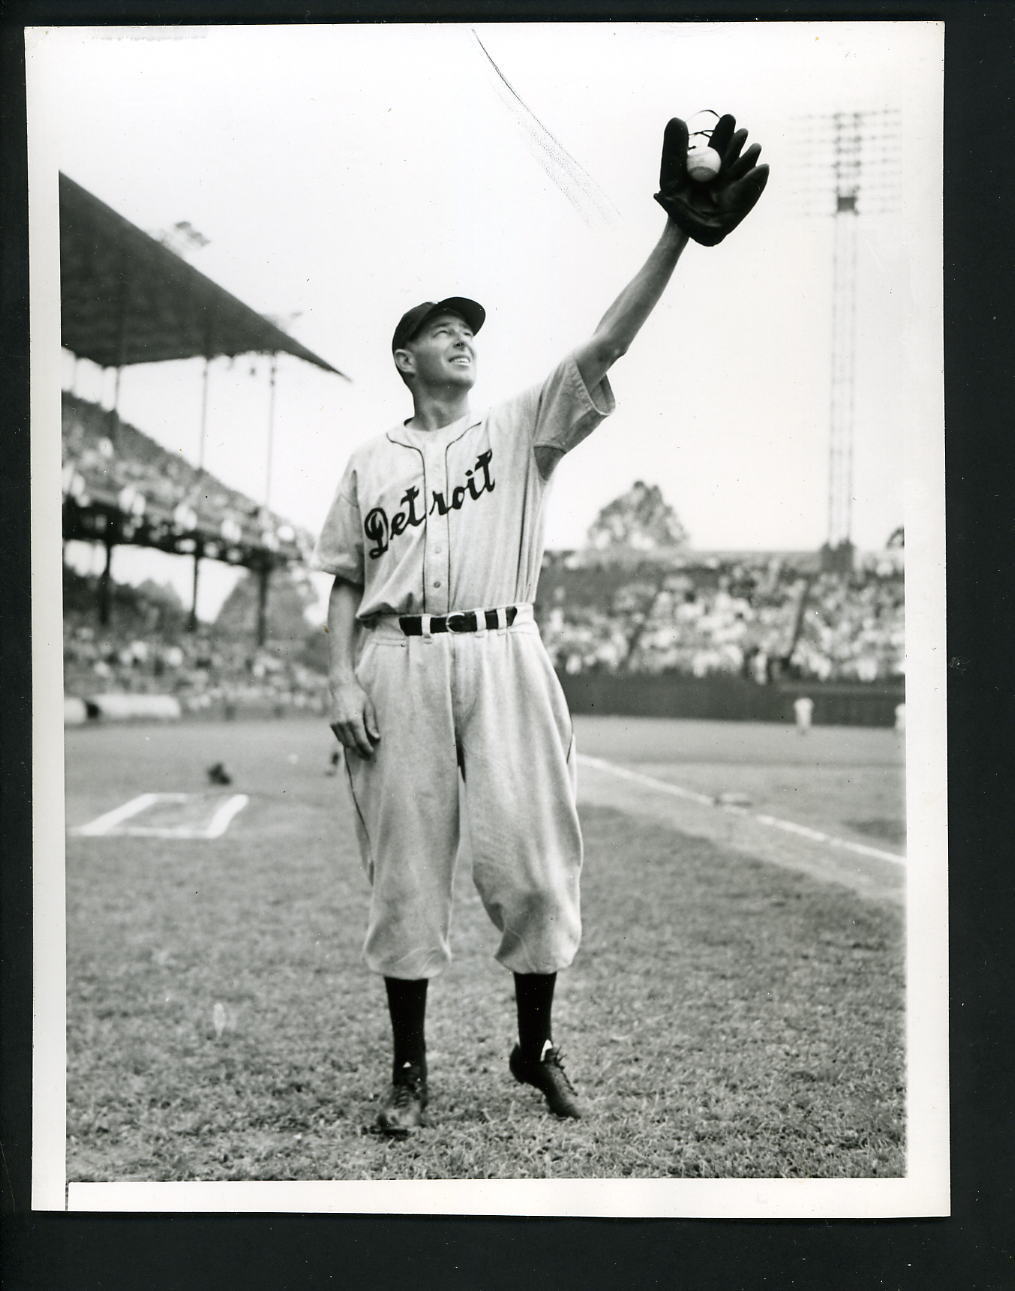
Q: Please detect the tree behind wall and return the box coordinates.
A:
[583,481,689,669]
[585,480,688,560]
[214,566,319,646]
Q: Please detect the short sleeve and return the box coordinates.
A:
[529,353,615,457]
[312,463,364,585]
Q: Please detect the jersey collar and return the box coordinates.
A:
[386,409,483,451]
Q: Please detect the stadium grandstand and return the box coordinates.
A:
[62,391,316,617]
[59,172,347,645]
[537,549,904,684]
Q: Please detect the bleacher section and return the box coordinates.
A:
[537,554,904,683]
[63,567,326,718]
[63,549,904,727]
[61,391,315,566]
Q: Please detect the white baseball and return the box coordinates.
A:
[687,145,721,183]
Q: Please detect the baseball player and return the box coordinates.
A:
[315,114,768,1135]
[793,695,814,735]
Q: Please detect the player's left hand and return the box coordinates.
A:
[653,114,770,247]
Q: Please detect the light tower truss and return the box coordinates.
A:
[797,109,901,563]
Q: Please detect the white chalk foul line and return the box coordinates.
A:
[74,793,249,841]
[577,754,905,867]
[578,755,715,806]
[752,812,904,864]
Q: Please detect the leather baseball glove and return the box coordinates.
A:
[654,114,770,247]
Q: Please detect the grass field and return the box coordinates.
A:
[64,714,905,1182]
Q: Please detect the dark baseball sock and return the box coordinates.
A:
[514,971,556,1062]
[383,976,428,1078]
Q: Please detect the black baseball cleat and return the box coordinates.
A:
[376,1061,428,1137]
[509,1043,583,1119]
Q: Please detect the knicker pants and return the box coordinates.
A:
[343,607,582,979]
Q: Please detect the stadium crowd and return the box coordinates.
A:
[62,392,312,558]
[537,558,904,682]
[63,552,904,718]
[61,389,904,703]
[63,570,326,716]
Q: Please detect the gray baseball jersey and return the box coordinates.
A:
[313,353,615,613]
[314,352,615,979]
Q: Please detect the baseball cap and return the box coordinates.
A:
[391,297,486,352]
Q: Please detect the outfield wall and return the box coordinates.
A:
[558,673,904,728]
[65,677,903,728]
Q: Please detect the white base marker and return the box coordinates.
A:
[204,794,249,839]
[75,792,165,836]
[74,793,249,841]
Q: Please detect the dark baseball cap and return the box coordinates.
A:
[391,297,486,352]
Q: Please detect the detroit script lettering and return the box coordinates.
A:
[364,450,495,559]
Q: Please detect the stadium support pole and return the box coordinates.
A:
[189,547,201,633]
[256,562,271,647]
[189,352,212,634]
[197,354,211,473]
[109,227,129,452]
[782,575,814,672]
[265,352,278,512]
[110,365,123,435]
[99,531,114,627]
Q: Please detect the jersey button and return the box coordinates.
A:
[433,579,441,589]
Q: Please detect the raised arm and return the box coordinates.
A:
[574,112,769,392]
[573,219,689,391]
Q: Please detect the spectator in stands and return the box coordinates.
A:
[538,556,903,682]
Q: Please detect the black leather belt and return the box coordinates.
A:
[398,606,518,636]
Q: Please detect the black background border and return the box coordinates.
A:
[3,2,1013,1287]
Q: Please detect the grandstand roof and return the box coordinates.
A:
[59,174,348,377]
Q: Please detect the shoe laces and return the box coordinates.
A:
[389,1081,420,1110]
[543,1046,576,1093]
[390,1066,424,1105]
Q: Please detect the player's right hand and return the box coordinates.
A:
[329,680,381,758]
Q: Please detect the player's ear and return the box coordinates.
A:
[393,347,415,379]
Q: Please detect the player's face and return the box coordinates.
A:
[406,312,477,390]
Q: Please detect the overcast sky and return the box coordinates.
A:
[28,22,942,618]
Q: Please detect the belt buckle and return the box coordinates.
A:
[446,612,468,633]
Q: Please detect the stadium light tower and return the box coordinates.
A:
[798,109,900,572]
